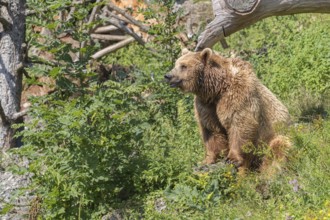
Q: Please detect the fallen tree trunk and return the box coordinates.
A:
[196,0,330,51]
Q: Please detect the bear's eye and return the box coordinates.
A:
[181,65,187,70]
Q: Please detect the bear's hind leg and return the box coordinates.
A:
[260,135,291,174]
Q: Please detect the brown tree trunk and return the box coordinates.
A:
[196,0,330,50]
[0,0,26,149]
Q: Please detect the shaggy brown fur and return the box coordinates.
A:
[165,48,291,171]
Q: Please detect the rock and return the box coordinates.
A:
[0,153,32,219]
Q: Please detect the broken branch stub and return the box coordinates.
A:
[196,0,330,51]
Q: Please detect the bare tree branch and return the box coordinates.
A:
[107,2,149,32]
[91,37,135,59]
[91,34,129,41]
[104,9,131,25]
[93,25,118,33]
[66,6,76,21]
[11,109,29,121]
[0,102,28,124]
[100,13,145,45]
[79,0,102,59]
[29,57,57,67]
[87,0,102,26]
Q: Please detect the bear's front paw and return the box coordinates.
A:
[225,157,242,168]
[226,150,244,168]
[202,156,217,165]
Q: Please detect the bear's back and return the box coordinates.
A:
[257,83,290,126]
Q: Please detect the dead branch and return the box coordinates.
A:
[100,12,145,45]
[91,37,135,59]
[93,25,118,33]
[87,0,102,26]
[91,34,129,41]
[104,9,131,25]
[196,0,330,51]
[0,103,27,124]
[79,0,102,60]
[11,109,29,121]
[107,2,149,32]
[66,6,76,21]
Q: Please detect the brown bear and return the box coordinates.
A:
[165,48,291,171]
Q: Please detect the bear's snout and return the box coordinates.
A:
[164,74,173,81]
[164,73,182,88]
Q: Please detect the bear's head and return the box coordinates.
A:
[165,48,223,94]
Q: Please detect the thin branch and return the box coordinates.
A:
[28,57,57,67]
[79,0,102,60]
[107,2,149,32]
[15,62,30,78]
[93,25,118,33]
[91,37,135,59]
[87,0,102,26]
[91,34,129,41]
[66,6,76,21]
[11,109,29,121]
[105,9,131,24]
[100,13,145,45]
[0,103,28,124]
[16,62,24,73]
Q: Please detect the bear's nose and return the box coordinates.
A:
[164,74,173,80]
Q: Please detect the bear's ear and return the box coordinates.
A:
[182,48,190,55]
[200,48,212,64]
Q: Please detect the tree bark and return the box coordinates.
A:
[196,0,330,51]
[0,0,26,149]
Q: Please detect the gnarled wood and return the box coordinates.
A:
[225,0,260,14]
[0,0,26,149]
[196,0,330,51]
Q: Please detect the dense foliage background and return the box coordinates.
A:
[2,0,330,219]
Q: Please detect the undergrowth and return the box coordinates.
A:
[2,1,329,218]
